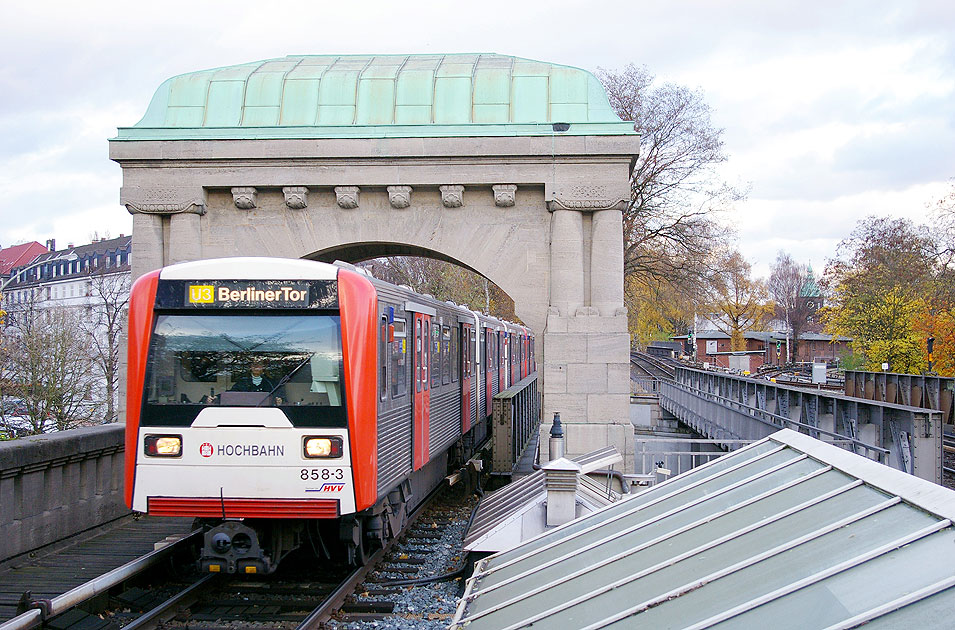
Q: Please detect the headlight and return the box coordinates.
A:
[144,434,182,457]
[304,436,343,458]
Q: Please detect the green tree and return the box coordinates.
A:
[823,217,936,373]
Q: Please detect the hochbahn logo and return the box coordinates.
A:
[198,442,284,457]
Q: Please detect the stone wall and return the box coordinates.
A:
[0,425,128,562]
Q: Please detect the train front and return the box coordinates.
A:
[124,258,377,574]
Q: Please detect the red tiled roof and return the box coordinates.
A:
[0,242,48,275]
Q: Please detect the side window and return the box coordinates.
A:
[424,320,430,391]
[481,330,487,375]
[379,315,387,401]
[392,318,407,398]
[416,318,422,393]
[431,322,442,388]
[451,327,459,382]
[463,327,470,377]
[470,331,476,377]
[442,325,451,385]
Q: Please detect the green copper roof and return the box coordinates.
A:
[114,54,636,140]
[800,264,822,298]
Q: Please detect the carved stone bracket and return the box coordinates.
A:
[388,185,412,209]
[231,187,257,210]
[440,185,465,208]
[283,186,308,210]
[546,184,627,212]
[335,186,360,209]
[493,184,517,207]
[122,187,206,215]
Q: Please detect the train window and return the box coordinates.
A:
[392,318,407,398]
[470,331,476,377]
[442,325,451,385]
[451,327,459,382]
[481,328,487,372]
[380,315,387,401]
[481,328,491,373]
[431,322,441,388]
[423,320,430,391]
[416,319,422,393]
[141,313,345,427]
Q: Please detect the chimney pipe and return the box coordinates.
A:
[549,412,565,461]
[543,458,580,527]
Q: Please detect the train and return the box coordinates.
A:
[124,257,534,574]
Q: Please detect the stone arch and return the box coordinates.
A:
[110,54,640,470]
[307,241,536,325]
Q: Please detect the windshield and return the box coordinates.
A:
[142,313,345,427]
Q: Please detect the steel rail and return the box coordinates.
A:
[120,573,218,630]
[296,482,452,629]
[0,529,201,630]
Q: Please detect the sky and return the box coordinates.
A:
[1,0,953,279]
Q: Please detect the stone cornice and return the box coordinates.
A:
[121,187,206,215]
[545,184,629,212]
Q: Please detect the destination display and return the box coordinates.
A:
[154,279,338,310]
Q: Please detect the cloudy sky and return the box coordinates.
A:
[1,0,952,278]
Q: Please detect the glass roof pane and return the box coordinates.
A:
[859,585,955,629]
[707,529,955,629]
[605,505,944,629]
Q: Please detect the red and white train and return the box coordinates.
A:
[125,257,534,573]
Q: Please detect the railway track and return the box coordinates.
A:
[3,483,476,630]
[630,351,677,380]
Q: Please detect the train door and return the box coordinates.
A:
[499,331,505,388]
[484,327,493,418]
[413,313,430,470]
[521,331,531,378]
[502,333,509,389]
[461,322,472,433]
[511,333,519,385]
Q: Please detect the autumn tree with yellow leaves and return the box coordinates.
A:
[823,216,945,374]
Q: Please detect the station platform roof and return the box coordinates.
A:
[115,54,637,141]
[452,428,955,629]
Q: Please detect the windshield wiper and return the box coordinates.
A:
[258,353,314,406]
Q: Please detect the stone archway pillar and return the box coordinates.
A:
[130,213,164,278]
[540,190,634,471]
[549,208,585,316]
[591,208,625,316]
[168,213,203,265]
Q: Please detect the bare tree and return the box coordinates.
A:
[0,299,102,435]
[81,270,130,423]
[768,252,811,363]
[362,257,516,321]
[597,64,743,288]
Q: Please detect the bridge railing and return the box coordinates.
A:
[631,375,661,395]
[663,367,942,483]
[844,370,954,425]
[491,373,540,473]
[635,436,754,478]
[661,381,889,463]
